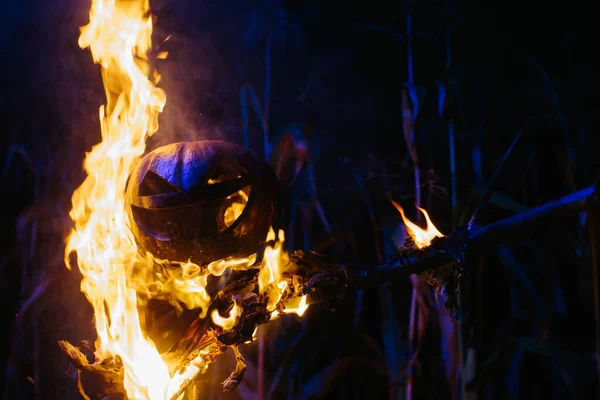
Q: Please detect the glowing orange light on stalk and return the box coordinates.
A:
[391,200,444,248]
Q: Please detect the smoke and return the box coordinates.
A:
[148,0,251,150]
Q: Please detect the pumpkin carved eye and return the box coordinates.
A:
[207,163,243,185]
[139,170,179,196]
[206,162,252,232]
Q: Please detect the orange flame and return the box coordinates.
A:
[66,1,310,398]
[391,200,444,248]
[259,228,289,311]
[211,304,240,331]
[64,0,205,398]
[282,295,309,317]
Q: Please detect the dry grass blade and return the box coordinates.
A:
[468,116,533,229]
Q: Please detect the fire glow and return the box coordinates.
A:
[64,0,309,399]
[391,200,444,248]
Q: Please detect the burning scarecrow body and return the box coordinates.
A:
[59,0,600,399]
[61,135,466,399]
[59,1,344,397]
[59,128,473,399]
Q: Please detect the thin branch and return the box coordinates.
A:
[468,116,533,229]
[469,185,596,249]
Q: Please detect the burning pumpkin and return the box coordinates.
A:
[125,140,280,264]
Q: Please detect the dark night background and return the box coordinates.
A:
[1,0,599,399]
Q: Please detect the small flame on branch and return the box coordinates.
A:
[391,200,444,248]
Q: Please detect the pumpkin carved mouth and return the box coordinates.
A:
[125,140,280,264]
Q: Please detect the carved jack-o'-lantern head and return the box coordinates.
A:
[125,140,280,264]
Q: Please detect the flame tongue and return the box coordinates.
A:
[391,200,444,248]
[64,0,200,398]
[66,1,313,398]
